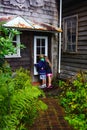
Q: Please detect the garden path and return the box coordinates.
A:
[29,87,74,130]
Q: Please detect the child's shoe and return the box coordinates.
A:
[43,84,47,88]
[47,85,53,88]
[39,84,46,88]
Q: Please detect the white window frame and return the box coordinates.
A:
[63,15,78,53]
[5,34,21,58]
[34,36,48,75]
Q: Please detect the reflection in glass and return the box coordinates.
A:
[42,47,45,54]
[42,39,45,46]
[37,39,40,46]
[37,47,40,54]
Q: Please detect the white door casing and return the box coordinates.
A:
[34,36,48,75]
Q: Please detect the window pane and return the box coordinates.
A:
[72,27,76,34]
[37,56,40,63]
[72,45,76,52]
[42,47,45,54]
[42,39,45,46]
[72,35,76,43]
[68,45,76,52]
[63,15,77,52]
[37,47,40,54]
[67,20,71,27]
[37,39,40,46]
[67,28,71,43]
[13,36,16,41]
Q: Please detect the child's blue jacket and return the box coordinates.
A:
[35,60,46,75]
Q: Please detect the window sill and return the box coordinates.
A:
[5,55,21,58]
[62,51,78,55]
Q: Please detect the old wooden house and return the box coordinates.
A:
[0,0,62,82]
[58,0,87,79]
[0,0,87,82]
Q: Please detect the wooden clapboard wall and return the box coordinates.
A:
[0,0,58,26]
[0,0,59,75]
[60,0,87,79]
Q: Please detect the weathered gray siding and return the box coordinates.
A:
[0,0,58,26]
[60,0,87,79]
[0,0,59,79]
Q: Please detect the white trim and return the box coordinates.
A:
[34,36,48,75]
[58,0,62,73]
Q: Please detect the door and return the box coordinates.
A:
[34,36,48,75]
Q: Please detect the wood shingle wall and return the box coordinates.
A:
[0,0,58,26]
[0,0,59,79]
[60,0,87,79]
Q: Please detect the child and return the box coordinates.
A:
[35,54,47,88]
[45,56,53,88]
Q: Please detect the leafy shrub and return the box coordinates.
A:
[58,71,87,130]
[0,25,24,68]
[0,67,47,130]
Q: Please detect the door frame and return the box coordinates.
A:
[34,36,48,75]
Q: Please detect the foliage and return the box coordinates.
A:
[0,25,24,68]
[58,71,87,130]
[0,66,47,130]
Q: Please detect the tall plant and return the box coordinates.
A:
[0,25,23,68]
[0,67,47,130]
[58,71,87,130]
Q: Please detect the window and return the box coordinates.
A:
[63,15,78,53]
[5,34,21,58]
[34,36,48,75]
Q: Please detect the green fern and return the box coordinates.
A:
[0,67,47,130]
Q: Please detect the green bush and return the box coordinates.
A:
[58,71,87,130]
[0,67,47,130]
[0,25,24,68]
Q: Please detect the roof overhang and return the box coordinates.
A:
[0,15,62,33]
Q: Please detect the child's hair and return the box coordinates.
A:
[39,54,44,59]
[45,56,49,60]
[45,56,48,58]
